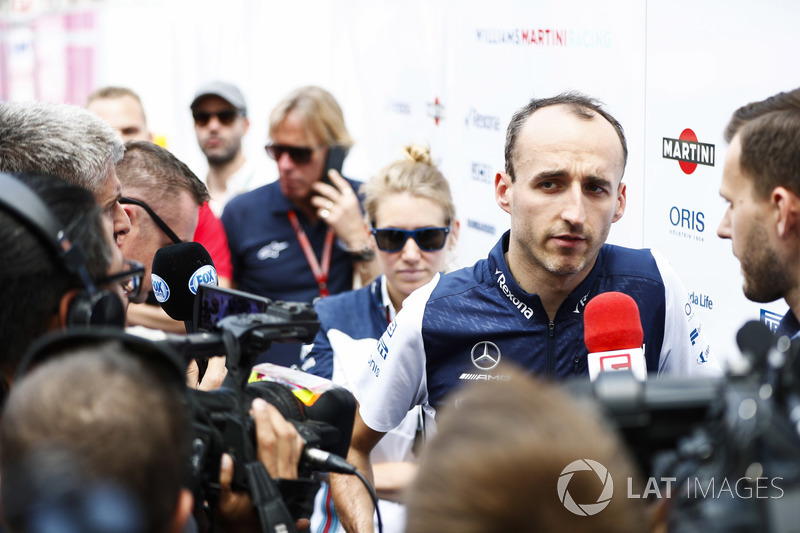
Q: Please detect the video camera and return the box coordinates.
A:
[566,321,800,533]
[173,284,357,533]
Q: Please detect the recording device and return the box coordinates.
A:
[584,291,646,380]
[156,283,358,532]
[322,145,347,184]
[566,320,800,533]
[151,241,218,328]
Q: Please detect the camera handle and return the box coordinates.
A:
[220,328,298,533]
[246,461,297,533]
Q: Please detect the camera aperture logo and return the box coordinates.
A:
[558,459,614,516]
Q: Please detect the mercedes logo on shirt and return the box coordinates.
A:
[470,341,501,370]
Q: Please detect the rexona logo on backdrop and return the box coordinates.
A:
[464,108,501,131]
[663,129,715,175]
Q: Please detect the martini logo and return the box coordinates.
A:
[663,129,715,174]
[427,97,444,126]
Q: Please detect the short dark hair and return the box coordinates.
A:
[116,141,210,207]
[724,88,800,143]
[737,109,800,200]
[0,173,109,380]
[0,340,189,533]
[504,91,628,181]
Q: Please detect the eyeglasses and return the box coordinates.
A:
[264,144,316,165]
[97,259,145,299]
[192,109,240,127]
[370,227,451,253]
[119,197,183,245]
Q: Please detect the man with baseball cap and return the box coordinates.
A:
[191,81,271,216]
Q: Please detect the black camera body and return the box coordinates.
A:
[179,285,356,532]
[566,321,800,533]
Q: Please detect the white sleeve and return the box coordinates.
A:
[652,249,722,378]
[355,274,440,433]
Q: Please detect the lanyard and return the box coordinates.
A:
[287,210,335,298]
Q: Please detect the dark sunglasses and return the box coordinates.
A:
[264,144,316,165]
[371,227,450,253]
[97,259,145,300]
[119,197,183,245]
[192,109,240,127]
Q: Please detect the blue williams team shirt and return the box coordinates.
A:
[220,178,362,366]
[300,276,419,533]
[356,231,722,434]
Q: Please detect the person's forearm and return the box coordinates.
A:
[373,462,418,503]
[330,451,376,533]
[126,302,186,333]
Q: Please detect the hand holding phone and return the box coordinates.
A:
[322,145,348,185]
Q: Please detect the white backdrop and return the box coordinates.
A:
[2,0,799,361]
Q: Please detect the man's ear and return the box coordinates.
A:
[169,488,194,533]
[612,182,627,223]
[495,172,513,215]
[116,204,138,246]
[55,289,81,329]
[243,116,251,136]
[773,186,800,238]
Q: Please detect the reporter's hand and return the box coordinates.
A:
[252,397,305,479]
[185,356,228,390]
[215,399,306,529]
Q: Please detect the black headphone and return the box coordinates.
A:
[0,173,126,328]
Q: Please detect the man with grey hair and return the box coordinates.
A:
[0,101,131,240]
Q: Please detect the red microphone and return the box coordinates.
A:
[584,292,647,381]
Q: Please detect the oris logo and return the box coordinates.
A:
[188,265,218,295]
[669,206,704,232]
[662,129,715,175]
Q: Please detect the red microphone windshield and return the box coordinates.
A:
[583,291,644,352]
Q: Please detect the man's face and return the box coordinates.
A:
[96,167,132,240]
[717,135,790,303]
[103,222,129,308]
[193,95,249,165]
[87,95,150,142]
[271,110,327,205]
[116,189,199,301]
[496,104,626,284]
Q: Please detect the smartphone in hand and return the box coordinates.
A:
[322,145,348,184]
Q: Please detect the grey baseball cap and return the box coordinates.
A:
[190,81,247,114]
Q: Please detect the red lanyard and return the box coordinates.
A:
[288,210,335,298]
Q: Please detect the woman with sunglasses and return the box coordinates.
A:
[301,144,459,533]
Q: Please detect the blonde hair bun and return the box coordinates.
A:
[402,144,433,166]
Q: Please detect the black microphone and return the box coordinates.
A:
[151,242,218,326]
